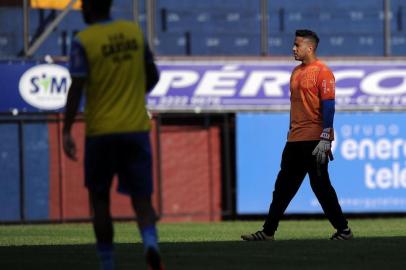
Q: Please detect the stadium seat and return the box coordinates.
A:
[190,34,222,56]
[34,31,63,56]
[391,35,406,56]
[268,34,293,56]
[317,34,383,56]
[190,33,260,56]
[156,0,260,55]
[58,10,85,32]
[0,33,16,58]
[154,33,188,56]
[0,7,23,57]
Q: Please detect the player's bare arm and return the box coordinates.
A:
[62,77,85,161]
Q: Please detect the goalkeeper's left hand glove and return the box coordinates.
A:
[312,140,332,164]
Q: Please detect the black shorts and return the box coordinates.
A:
[84,131,153,197]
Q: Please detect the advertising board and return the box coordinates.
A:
[237,112,406,214]
[1,60,406,112]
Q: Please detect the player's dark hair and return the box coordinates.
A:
[295,29,319,49]
[84,0,112,14]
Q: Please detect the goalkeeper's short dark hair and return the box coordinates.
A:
[295,29,320,49]
[84,0,112,14]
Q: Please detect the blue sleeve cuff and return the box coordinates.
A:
[322,99,335,128]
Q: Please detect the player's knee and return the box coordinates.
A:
[90,191,110,204]
[131,196,157,224]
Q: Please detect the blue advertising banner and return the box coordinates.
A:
[237,112,406,214]
[1,60,406,112]
[149,61,406,111]
[0,60,71,113]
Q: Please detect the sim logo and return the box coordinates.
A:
[19,64,71,110]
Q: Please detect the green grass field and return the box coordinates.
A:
[1,218,406,270]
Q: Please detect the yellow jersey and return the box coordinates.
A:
[74,20,150,136]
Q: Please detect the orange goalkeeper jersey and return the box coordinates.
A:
[287,60,335,142]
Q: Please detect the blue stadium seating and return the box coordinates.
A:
[0,7,23,57]
[156,0,261,55]
[154,33,188,55]
[268,33,385,57]
[267,0,391,56]
[278,10,384,34]
[27,9,73,56]
[0,32,15,58]
[391,34,406,56]
[268,34,293,56]
[34,31,68,57]
[269,0,384,34]
[191,33,260,55]
[318,34,384,56]
[157,9,260,34]
[0,0,144,58]
[0,0,405,57]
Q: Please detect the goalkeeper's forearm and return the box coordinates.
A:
[320,99,335,140]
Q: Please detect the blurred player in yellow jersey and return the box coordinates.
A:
[242,29,353,241]
[62,0,164,269]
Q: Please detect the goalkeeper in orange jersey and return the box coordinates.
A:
[241,29,352,241]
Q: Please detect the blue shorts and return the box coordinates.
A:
[84,131,153,197]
